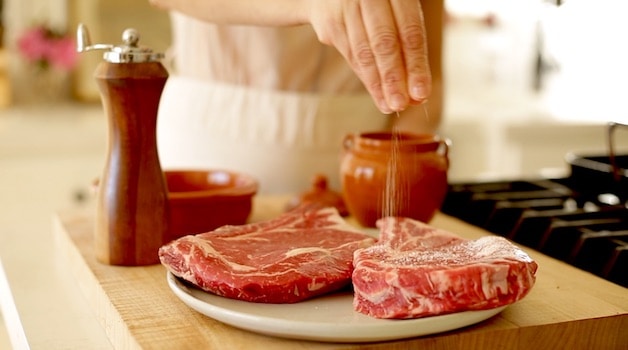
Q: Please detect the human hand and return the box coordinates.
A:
[308,0,431,113]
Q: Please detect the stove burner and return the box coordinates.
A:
[442,178,628,288]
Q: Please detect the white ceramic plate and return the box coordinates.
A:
[167,272,506,343]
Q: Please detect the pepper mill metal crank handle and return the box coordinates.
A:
[76,23,114,53]
[76,23,164,63]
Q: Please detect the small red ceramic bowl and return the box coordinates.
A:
[165,169,258,241]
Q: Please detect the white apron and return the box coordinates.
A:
[157,76,387,194]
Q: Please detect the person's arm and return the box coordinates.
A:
[149,0,432,114]
[149,0,309,26]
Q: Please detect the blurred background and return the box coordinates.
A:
[2,0,628,180]
[1,0,628,347]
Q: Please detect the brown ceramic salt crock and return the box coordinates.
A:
[340,131,450,228]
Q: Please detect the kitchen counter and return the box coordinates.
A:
[50,196,627,349]
[0,103,627,349]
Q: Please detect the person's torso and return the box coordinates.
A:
[170,12,365,94]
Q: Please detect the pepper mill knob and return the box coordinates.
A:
[122,28,139,47]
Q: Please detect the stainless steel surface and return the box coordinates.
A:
[76,23,114,54]
[607,122,628,182]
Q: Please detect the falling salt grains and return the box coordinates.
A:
[382,103,430,219]
[383,112,402,219]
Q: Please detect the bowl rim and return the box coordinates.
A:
[165,168,259,199]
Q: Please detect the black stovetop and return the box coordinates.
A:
[441,178,628,288]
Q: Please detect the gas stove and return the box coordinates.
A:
[442,175,627,288]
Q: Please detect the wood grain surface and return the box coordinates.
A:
[53,196,628,350]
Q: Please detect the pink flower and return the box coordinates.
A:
[17,27,50,62]
[47,37,78,71]
[17,25,78,72]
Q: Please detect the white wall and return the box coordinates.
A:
[442,0,628,181]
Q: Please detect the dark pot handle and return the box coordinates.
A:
[608,122,628,182]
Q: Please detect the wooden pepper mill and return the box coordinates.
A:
[77,24,169,266]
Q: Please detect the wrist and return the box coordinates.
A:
[272,0,311,26]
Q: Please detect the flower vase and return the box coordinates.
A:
[23,67,70,105]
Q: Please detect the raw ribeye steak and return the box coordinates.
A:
[159,204,376,303]
[352,217,538,319]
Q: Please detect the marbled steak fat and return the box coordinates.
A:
[352,217,538,319]
[159,204,376,303]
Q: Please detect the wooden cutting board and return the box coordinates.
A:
[53,196,628,349]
